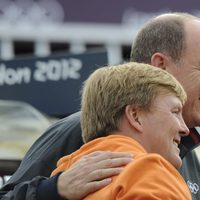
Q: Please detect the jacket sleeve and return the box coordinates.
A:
[36,174,64,200]
[0,112,83,200]
[0,176,46,200]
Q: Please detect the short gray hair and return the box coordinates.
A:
[130,12,198,63]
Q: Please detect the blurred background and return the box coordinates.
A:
[0,0,200,63]
[0,0,200,185]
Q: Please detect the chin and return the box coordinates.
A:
[194,116,200,127]
[184,113,200,128]
[172,157,182,169]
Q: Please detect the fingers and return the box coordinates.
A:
[80,151,133,169]
[82,178,112,197]
[57,151,133,200]
[88,167,124,181]
[78,152,133,183]
[83,151,133,161]
[94,157,133,169]
[79,151,133,173]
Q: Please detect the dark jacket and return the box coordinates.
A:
[0,112,83,200]
[0,112,200,200]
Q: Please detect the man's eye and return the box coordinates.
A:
[172,109,180,114]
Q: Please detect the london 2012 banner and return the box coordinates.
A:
[0,50,108,116]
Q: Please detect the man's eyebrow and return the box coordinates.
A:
[174,104,183,110]
[195,64,200,69]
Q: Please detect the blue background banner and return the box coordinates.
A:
[0,50,108,116]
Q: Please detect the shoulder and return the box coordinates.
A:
[111,153,191,200]
[124,153,181,179]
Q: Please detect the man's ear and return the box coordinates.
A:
[125,105,143,132]
[151,52,168,70]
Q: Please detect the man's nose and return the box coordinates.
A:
[179,117,189,137]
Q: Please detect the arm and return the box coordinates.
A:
[0,152,132,200]
[0,112,132,200]
[84,154,191,200]
[0,112,83,200]
[36,151,133,200]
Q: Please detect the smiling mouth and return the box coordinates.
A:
[173,139,180,147]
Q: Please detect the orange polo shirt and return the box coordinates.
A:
[51,135,191,200]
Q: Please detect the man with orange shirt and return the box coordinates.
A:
[52,62,191,199]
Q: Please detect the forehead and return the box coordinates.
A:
[153,94,182,109]
[185,19,200,36]
[179,20,200,66]
[185,20,200,52]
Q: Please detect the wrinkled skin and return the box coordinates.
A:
[166,19,200,128]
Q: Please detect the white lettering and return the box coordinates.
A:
[0,58,83,86]
[0,64,6,85]
[5,68,18,85]
[34,61,47,82]
[34,58,82,82]
[0,64,31,85]
[16,67,31,84]
[67,58,82,79]
[47,60,62,81]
